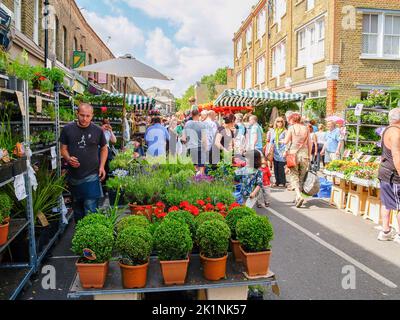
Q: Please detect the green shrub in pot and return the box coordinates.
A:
[164,210,196,240]
[195,211,224,234]
[154,219,193,261]
[197,220,231,259]
[0,193,13,221]
[72,223,114,264]
[116,215,150,234]
[236,215,274,252]
[225,207,257,240]
[75,213,114,232]
[115,226,153,266]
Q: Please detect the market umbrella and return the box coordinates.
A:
[76,54,172,145]
[326,115,345,125]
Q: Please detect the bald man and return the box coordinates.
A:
[60,103,108,222]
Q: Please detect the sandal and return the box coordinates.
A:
[296,197,305,208]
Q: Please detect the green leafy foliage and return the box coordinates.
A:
[0,192,13,223]
[116,215,150,234]
[72,224,114,264]
[195,211,225,232]
[164,210,196,240]
[237,215,274,252]
[304,98,326,120]
[75,213,114,233]
[225,207,257,240]
[154,219,193,261]
[115,226,153,266]
[176,85,195,111]
[197,220,231,258]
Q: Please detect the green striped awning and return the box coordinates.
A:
[214,89,307,107]
[110,93,155,111]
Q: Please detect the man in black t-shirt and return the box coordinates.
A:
[60,103,108,222]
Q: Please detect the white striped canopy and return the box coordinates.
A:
[214,89,307,107]
[110,93,155,111]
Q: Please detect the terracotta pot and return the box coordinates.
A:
[200,253,227,281]
[0,222,10,246]
[4,217,10,224]
[239,245,271,277]
[76,261,109,289]
[119,261,149,288]
[160,258,189,285]
[230,239,243,263]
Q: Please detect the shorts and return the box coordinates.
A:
[188,147,206,167]
[380,181,400,211]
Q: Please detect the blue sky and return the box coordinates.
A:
[75,0,257,97]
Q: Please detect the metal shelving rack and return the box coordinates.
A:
[0,81,73,300]
[344,106,389,151]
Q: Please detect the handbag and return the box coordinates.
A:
[303,165,320,196]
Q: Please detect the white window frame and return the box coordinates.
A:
[274,0,286,31]
[257,9,266,40]
[297,17,325,68]
[244,65,252,89]
[246,25,252,48]
[306,0,315,11]
[236,72,242,90]
[33,0,40,44]
[236,38,242,59]
[361,11,400,59]
[14,0,21,31]
[272,41,286,78]
[256,56,266,85]
[383,15,400,57]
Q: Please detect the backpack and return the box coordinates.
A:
[302,168,320,196]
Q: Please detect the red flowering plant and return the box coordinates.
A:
[31,66,48,91]
[152,207,168,223]
[168,206,180,213]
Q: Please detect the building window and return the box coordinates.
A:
[297,18,325,67]
[274,0,286,31]
[236,72,242,90]
[33,0,39,44]
[14,0,21,31]
[73,37,78,52]
[54,16,59,59]
[244,65,252,89]
[245,25,252,48]
[257,9,266,40]
[62,26,68,65]
[384,15,400,56]
[236,38,242,59]
[272,41,286,78]
[307,0,315,11]
[94,59,98,82]
[256,56,265,85]
[362,14,379,55]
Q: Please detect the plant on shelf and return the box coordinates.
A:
[194,211,225,234]
[116,226,153,288]
[72,223,114,289]
[0,48,9,74]
[154,219,193,285]
[31,65,48,91]
[0,118,16,157]
[196,219,231,281]
[39,131,56,145]
[367,89,388,108]
[0,192,13,246]
[164,210,196,240]
[225,206,257,262]
[75,213,114,233]
[236,215,274,277]
[44,67,66,87]
[116,215,151,234]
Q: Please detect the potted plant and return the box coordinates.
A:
[237,215,274,277]
[116,215,151,234]
[196,219,231,281]
[0,193,12,246]
[164,210,196,240]
[44,67,66,91]
[116,226,153,289]
[194,211,225,236]
[154,219,193,285]
[225,207,257,262]
[71,223,114,289]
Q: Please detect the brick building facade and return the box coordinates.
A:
[233,0,400,115]
[0,0,144,94]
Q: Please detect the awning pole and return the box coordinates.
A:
[122,77,128,148]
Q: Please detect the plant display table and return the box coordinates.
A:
[68,254,278,300]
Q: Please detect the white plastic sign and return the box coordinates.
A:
[354,104,364,117]
[50,146,57,158]
[14,174,27,201]
[245,197,257,209]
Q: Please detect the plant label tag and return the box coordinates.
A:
[353,151,364,160]
[355,104,364,117]
[14,174,27,201]
[15,91,26,115]
[37,211,49,227]
[245,197,257,209]
[362,155,372,163]
[343,150,351,158]
[51,158,57,170]
[36,96,42,113]
[375,157,382,164]
[83,248,97,261]
[50,146,57,158]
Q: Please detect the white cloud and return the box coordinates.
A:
[145,28,179,68]
[81,11,145,57]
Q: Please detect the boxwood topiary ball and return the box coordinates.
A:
[225,206,257,240]
[237,215,274,253]
[75,213,114,232]
[116,215,150,234]
[164,210,196,240]
[197,220,231,259]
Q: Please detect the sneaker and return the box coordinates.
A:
[394,234,400,244]
[377,228,398,241]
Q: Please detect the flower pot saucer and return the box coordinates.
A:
[242,269,275,280]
